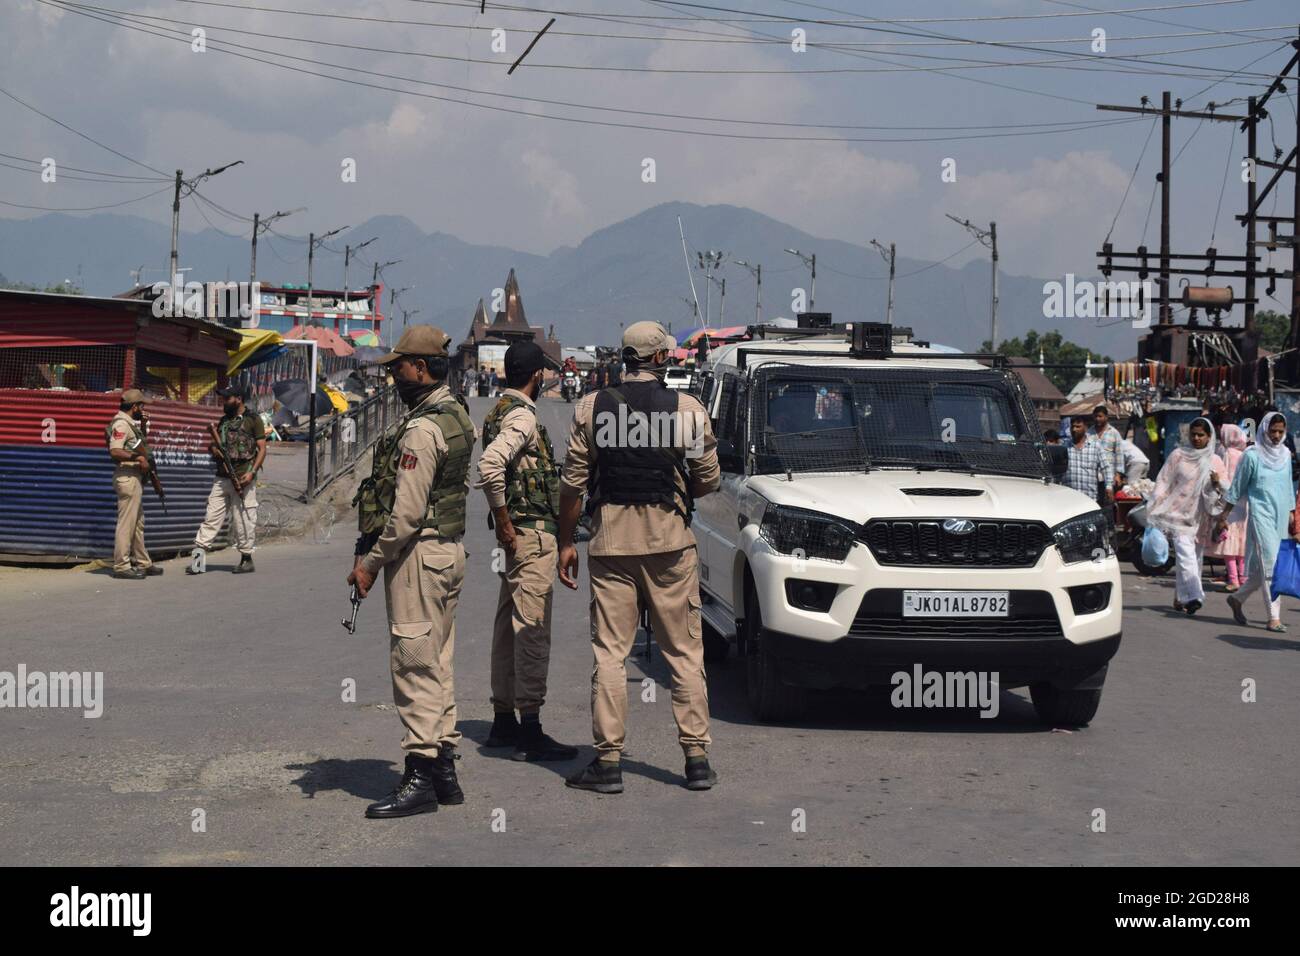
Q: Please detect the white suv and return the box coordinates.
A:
[692,325,1122,727]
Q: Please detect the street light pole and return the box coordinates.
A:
[250,208,304,284]
[784,248,816,311]
[946,214,999,348]
[168,161,244,286]
[870,239,896,325]
[342,236,378,334]
[305,225,346,495]
[735,259,762,325]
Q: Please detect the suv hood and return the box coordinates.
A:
[747,471,1100,527]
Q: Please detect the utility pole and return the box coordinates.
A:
[946,215,999,347]
[249,208,304,284]
[342,236,378,334]
[167,161,244,285]
[870,239,896,325]
[304,225,346,495]
[696,250,725,326]
[735,259,762,325]
[784,248,816,311]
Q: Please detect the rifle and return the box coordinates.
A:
[343,531,378,634]
[126,431,166,513]
[207,421,251,498]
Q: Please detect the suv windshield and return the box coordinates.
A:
[750,364,1048,479]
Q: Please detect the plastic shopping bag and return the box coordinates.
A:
[1270,539,1300,600]
[1140,525,1169,567]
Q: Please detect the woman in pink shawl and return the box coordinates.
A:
[1206,423,1249,590]
[1147,417,1228,614]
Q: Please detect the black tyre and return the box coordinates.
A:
[702,618,730,663]
[1130,552,1175,576]
[743,583,807,721]
[1030,682,1103,727]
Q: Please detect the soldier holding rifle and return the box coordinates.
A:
[105,388,163,580]
[190,384,266,574]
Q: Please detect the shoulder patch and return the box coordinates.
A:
[399,452,419,470]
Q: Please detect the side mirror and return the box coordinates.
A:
[717,438,744,474]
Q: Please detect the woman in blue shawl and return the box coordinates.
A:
[1222,411,1293,631]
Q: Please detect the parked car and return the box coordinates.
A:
[691,324,1122,727]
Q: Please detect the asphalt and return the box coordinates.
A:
[1,395,1297,866]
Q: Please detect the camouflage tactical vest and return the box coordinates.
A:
[219,412,258,462]
[354,398,475,539]
[482,394,561,535]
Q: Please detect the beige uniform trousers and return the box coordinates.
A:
[112,470,153,572]
[490,526,557,715]
[385,533,465,755]
[194,479,259,555]
[589,546,710,760]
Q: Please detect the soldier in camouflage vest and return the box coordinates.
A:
[190,384,266,574]
[475,341,577,763]
[349,326,475,819]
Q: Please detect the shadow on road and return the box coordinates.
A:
[1215,632,1300,652]
[285,758,400,800]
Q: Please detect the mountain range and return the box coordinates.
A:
[0,201,1138,358]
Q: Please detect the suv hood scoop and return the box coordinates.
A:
[900,488,984,497]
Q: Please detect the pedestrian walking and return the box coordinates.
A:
[1064,417,1111,507]
[1206,423,1249,591]
[1146,417,1227,615]
[1224,412,1293,632]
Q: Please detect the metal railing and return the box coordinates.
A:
[306,386,402,498]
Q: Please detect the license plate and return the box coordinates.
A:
[902,590,1009,617]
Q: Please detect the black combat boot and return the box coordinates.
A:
[684,756,718,791]
[364,754,439,819]
[232,554,255,574]
[513,714,578,762]
[565,757,623,794]
[430,743,464,805]
[484,711,520,747]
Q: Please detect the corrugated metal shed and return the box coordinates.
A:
[0,390,225,561]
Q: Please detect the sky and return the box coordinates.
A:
[1,0,1297,294]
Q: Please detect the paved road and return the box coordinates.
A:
[2,395,1297,866]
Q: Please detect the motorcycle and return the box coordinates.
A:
[561,371,579,402]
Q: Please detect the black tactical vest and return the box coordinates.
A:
[587,379,693,525]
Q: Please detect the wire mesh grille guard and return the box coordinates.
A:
[747,363,1049,479]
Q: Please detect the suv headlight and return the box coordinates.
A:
[1052,510,1113,564]
[759,505,857,562]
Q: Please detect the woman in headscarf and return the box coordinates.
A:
[1206,423,1249,590]
[1224,411,1294,631]
[1147,417,1228,615]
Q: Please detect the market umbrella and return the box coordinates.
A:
[347,328,381,347]
[272,378,334,417]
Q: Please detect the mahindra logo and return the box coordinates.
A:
[943,519,975,535]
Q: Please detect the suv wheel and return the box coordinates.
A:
[743,583,807,722]
[1030,682,1103,727]
[701,618,729,663]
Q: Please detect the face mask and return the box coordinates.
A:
[397,378,436,409]
[131,407,143,420]
[224,401,240,416]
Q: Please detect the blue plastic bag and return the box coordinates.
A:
[1141,525,1169,567]
[1270,539,1300,600]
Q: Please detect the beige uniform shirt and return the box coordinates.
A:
[561,370,720,556]
[360,385,467,577]
[106,410,145,475]
[475,388,545,512]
